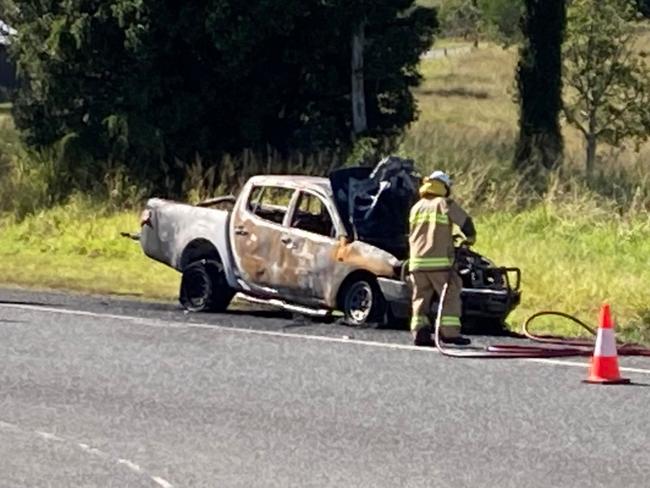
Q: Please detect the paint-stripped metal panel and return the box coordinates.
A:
[139,198,238,287]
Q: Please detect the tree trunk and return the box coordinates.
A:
[514,0,567,178]
[351,21,367,136]
[585,108,598,179]
[472,0,480,47]
[585,135,597,179]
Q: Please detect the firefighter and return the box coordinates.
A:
[409,171,475,347]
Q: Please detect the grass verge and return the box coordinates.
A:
[0,199,179,300]
[478,207,650,344]
[1,199,649,343]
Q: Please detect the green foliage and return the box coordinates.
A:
[514,0,566,176]
[479,0,523,45]
[563,0,650,176]
[0,110,146,218]
[436,0,523,44]
[2,0,437,193]
[0,42,16,102]
[438,0,481,40]
[638,0,650,16]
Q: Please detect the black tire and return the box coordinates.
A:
[179,260,234,313]
[340,278,385,326]
[461,317,509,336]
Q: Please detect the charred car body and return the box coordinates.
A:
[137,157,521,331]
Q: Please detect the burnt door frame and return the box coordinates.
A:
[230,183,299,296]
[279,190,346,304]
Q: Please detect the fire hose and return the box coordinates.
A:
[433,282,650,359]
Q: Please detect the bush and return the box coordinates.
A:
[5,0,437,192]
[479,0,524,45]
[0,118,147,218]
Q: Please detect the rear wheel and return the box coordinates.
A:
[340,278,385,326]
[179,260,234,313]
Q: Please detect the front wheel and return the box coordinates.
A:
[179,260,234,313]
[340,278,385,326]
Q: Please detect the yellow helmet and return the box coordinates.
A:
[428,170,452,187]
[419,170,452,198]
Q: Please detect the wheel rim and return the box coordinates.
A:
[345,282,374,324]
[184,268,210,310]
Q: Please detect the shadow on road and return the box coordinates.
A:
[0,300,55,308]
[222,309,294,320]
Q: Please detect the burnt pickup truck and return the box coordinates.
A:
[136,157,521,330]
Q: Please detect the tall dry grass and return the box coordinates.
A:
[400,42,650,215]
[181,149,346,204]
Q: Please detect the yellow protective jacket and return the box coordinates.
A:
[408,196,473,272]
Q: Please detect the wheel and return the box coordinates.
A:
[179,260,234,313]
[340,278,385,326]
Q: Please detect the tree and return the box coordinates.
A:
[638,0,650,16]
[439,0,523,46]
[438,0,482,45]
[1,0,437,191]
[514,0,566,176]
[479,0,523,45]
[563,0,650,177]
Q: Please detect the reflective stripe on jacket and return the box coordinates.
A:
[408,196,470,271]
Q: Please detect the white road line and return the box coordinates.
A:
[0,420,19,431]
[526,358,650,375]
[2,302,650,376]
[118,458,144,473]
[0,419,174,487]
[78,442,108,458]
[36,430,64,442]
[152,476,175,488]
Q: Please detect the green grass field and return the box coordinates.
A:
[2,41,650,342]
[2,199,649,341]
[0,199,179,299]
[479,209,650,343]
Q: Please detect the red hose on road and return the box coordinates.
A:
[433,284,650,359]
[520,310,650,357]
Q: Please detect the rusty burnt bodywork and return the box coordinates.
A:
[138,158,418,324]
[227,173,401,310]
[137,157,521,328]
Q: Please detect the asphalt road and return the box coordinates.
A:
[2,287,650,488]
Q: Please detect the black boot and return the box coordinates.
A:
[440,335,472,346]
[413,327,435,347]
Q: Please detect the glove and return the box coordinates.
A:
[464,234,477,246]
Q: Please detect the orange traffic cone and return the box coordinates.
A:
[584,304,630,385]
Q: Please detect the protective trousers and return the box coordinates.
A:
[410,270,462,338]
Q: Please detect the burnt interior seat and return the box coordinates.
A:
[293,213,334,237]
